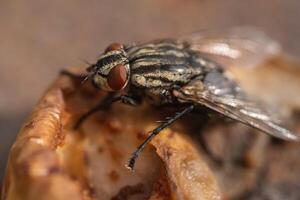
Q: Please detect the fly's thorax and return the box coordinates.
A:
[122,39,207,105]
[91,47,130,91]
[126,40,204,90]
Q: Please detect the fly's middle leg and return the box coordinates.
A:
[127,105,195,170]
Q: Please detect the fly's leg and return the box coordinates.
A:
[60,69,86,80]
[74,94,140,129]
[127,105,194,170]
[74,93,114,129]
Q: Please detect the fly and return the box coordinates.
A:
[74,27,299,170]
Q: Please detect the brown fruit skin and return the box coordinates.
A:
[107,64,127,91]
[104,42,123,53]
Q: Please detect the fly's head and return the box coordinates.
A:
[86,43,130,91]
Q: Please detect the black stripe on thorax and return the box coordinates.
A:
[130,52,186,64]
[130,53,187,65]
[127,41,186,58]
[131,63,186,74]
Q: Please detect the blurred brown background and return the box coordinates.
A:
[0,0,300,182]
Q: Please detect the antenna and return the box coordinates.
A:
[81,68,94,84]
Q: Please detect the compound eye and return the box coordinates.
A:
[104,42,123,53]
[107,64,128,91]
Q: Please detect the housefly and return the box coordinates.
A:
[75,27,299,170]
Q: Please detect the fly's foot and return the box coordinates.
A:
[126,152,139,171]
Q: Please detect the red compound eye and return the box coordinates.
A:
[107,64,128,91]
[104,42,123,53]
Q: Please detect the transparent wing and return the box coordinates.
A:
[181,26,281,68]
[173,71,299,141]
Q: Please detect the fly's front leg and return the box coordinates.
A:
[60,69,87,80]
[74,93,141,129]
[127,105,195,170]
